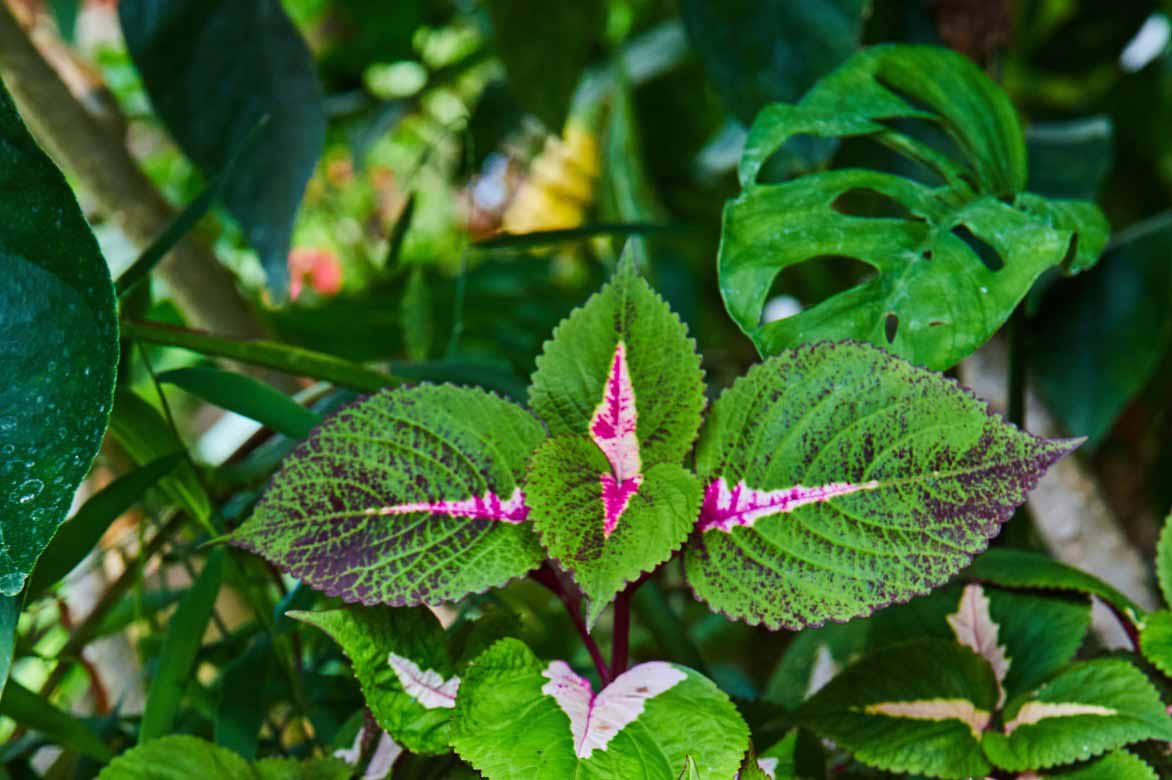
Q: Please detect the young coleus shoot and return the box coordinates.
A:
[232,252,1074,637]
[797,583,1172,777]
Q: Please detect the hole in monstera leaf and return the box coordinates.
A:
[759,255,876,325]
[1060,233,1081,271]
[831,188,920,221]
[884,312,899,343]
[950,224,1005,271]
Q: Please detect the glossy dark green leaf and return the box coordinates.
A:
[719,45,1110,370]
[119,0,325,292]
[1026,117,1114,201]
[485,0,605,130]
[140,547,226,742]
[679,0,870,124]
[964,548,1145,634]
[0,593,18,698]
[159,366,321,439]
[123,321,399,392]
[0,679,113,761]
[1033,214,1172,446]
[0,81,118,596]
[26,453,183,598]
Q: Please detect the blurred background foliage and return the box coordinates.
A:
[3,0,1172,776]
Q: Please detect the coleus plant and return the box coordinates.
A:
[229,250,1079,778]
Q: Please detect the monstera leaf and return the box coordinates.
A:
[450,638,748,780]
[527,259,705,624]
[0,82,118,595]
[684,341,1075,629]
[292,606,460,754]
[231,385,546,606]
[719,44,1109,370]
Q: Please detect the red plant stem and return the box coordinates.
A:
[531,566,611,685]
[610,588,631,679]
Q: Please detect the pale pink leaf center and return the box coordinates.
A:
[590,341,643,536]
[698,477,881,532]
[864,698,992,740]
[1002,702,1116,735]
[541,659,685,758]
[388,652,460,709]
[334,727,403,780]
[947,584,1011,707]
[367,486,529,524]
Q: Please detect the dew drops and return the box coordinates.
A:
[16,478,43,504]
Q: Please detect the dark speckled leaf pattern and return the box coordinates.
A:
[685,341,1077,630]
[231,385,545,606]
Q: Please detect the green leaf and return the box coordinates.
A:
[1140,609,1172,679]
[685,341,1075,629]
[0,679,114,762]
[97,735,252,779]
[528,443,700,625]
[963,548,1145,634]
[0,593,17,698]
[796,639,997,779]
[1025,117,1114,201]
[679,0,869,125]
[719,44,1109,370]
[1037,752,1157,780]
[678,754,701,779]
[119,0,325,292]
[0,81,118,596]
[27,453,183,597]
[292,605,457,754]
[252,756,352,780]
[982,659,1172,771]
[866,584,1091,703]
[159,366,321,439]
[485,0,604,130]
[529,259,705,465]
[140,547,226,742]
[401,267,434,362]
[109,386,212,531]
[232,385,545,606]
[527,259,705,621]
[1159,511,1172,607]
[123,321,400,392]
[1032,214,1172,446]
[450,638,749,780]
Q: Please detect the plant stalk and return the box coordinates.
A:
[610,588,631,679]
[531,567,611,685]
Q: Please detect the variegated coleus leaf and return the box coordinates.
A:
[231,385,545,606]
[685,340,1077,630]
[527,257,705,624]
[291,605,462,754]
[450,638,748,780]
[333,723,402,780]
[796,639,999,779]
[866,583,1090,705]
[982,659,1172,773]
[1028,751,1158,780]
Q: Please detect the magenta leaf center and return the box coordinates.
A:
[590,341,644,536]
[366,486,530,524]
[698,477,881,532]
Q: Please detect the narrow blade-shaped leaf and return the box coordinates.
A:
[27,453,183,597]
[450,638,748,780]
[0,81,118,595]
[0,679,114,762]
[140,547,226,742]
[159,366,321,439]
[232,386,546,606]
[685,341,1075,629]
